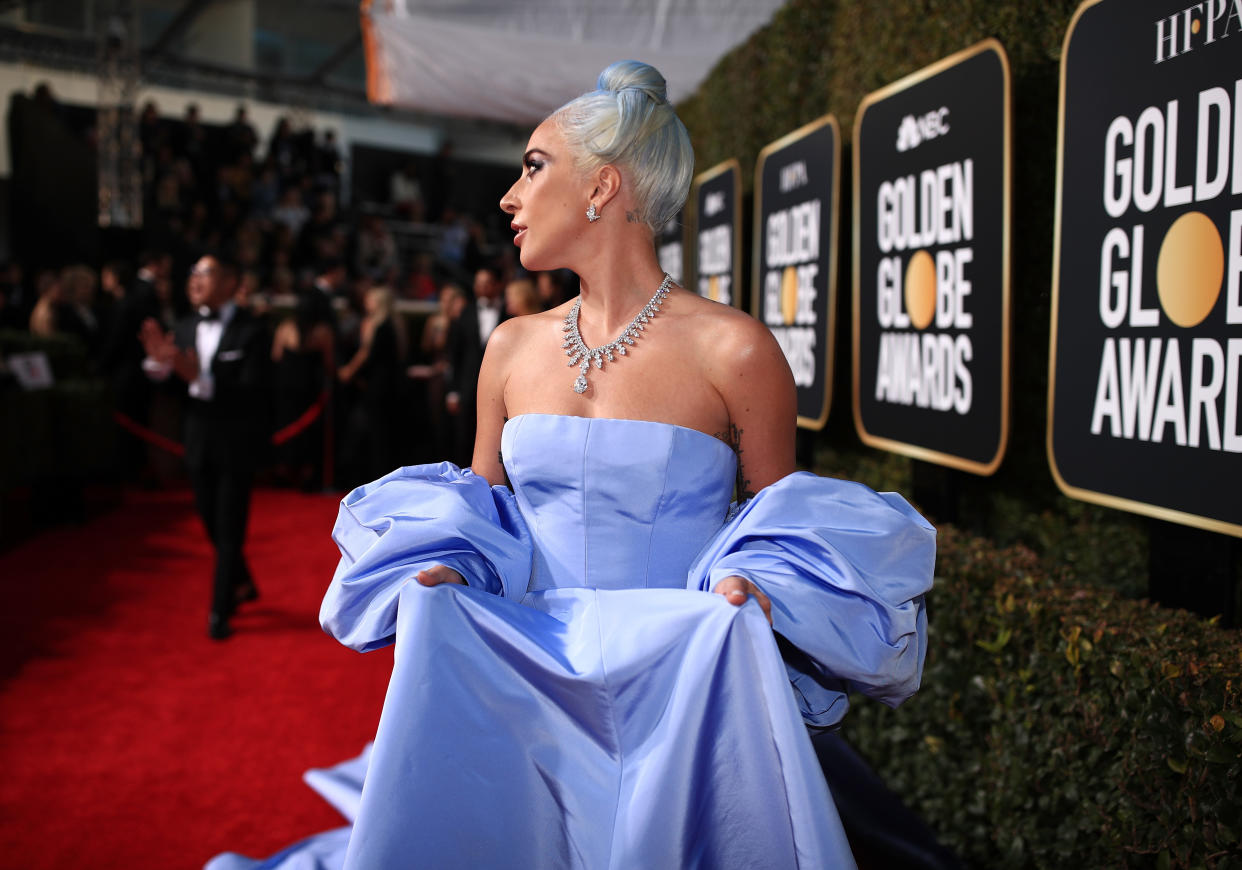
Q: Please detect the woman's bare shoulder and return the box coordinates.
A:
[670,290,785,361]
[669,289,797,487]
[487,306,563,352]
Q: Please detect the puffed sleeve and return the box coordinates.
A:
[687,471,935,730]
[320,462,532,652]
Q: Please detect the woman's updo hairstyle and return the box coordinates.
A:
[553,60,694,233]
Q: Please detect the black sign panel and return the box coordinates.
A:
[854,39,1011,475]
[753,116,841,430]
[691,160,742,308]
[657,208,686,284]
[1049,0,1242,537]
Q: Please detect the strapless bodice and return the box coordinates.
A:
[501,414,736,595]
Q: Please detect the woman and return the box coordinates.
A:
[503,276,541,318]
[338,285,408,485]
[59,264,101,356]
[209,61,933,870]
[407,284,464,460]
[270,280,335,491]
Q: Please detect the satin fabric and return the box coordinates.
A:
[207,414,934,870]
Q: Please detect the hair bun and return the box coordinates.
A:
[596,60,667,105]
[554,59,691,232]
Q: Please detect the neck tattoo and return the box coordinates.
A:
[561,273,673,394]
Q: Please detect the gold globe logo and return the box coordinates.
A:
[1156,211,1223,328]
[780,266,799,326]
[904,250,936,330]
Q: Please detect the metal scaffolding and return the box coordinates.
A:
[95,0,141,228]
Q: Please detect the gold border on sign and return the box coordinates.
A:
[1046,0,1242,538]
[851,37,1012,477]
[752,114,840,431]
[689,159,743,309]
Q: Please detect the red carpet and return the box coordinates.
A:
[0,487,394,869]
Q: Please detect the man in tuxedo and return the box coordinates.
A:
[141,254,271,639]
[444,266,506,466]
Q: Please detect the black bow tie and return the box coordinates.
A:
[198,307,220,322]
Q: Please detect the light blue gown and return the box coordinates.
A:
[208,414,935,869]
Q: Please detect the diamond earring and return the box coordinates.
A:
[586,203,600,223]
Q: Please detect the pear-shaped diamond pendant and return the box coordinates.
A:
[560,274,672,394]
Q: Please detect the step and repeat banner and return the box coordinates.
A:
[1048,0,1242,536]
[679,2,1236,537]
[690,160,742,308]
[852,39,1011,475]
[752,116,841,429]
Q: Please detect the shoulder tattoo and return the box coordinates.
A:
[713,423,756,502]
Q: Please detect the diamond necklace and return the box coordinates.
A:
[561,273,673,394]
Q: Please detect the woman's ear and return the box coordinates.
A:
[590,164,623,210]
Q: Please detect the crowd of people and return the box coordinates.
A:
[0,93,579,493]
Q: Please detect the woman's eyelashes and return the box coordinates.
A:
[524,157,545,178]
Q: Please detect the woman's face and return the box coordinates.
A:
[440,288,465,318]
[500,119,588,272]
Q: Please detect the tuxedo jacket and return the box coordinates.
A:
[446,302,509,408]
[173,307,272,470]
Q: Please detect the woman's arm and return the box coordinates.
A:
[706,311,798,623]
[417,319,520,589]
[469,317,519,486]
[709,312,798,497]
[338,318,375,382]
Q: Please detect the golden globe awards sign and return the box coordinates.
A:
[657,208,685,284]
[1049,0,1242,536]
[691,160,742,308]
[853,39,1012,474]
[753,116,841,429]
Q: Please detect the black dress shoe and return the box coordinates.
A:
[226,582,259,617]
[207,614,234,640]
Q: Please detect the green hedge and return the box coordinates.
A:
[844,526,1241,868]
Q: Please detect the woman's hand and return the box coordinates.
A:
[416,565,465,587]
[712,575,772,625]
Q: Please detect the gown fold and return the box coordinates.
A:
[687,471,935,728]
[207,414,935,869]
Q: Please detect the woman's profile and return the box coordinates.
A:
[208,60,935,870]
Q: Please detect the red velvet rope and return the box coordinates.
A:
[112,410,186,457]
[270,392,327,445]
[112,390,328,455]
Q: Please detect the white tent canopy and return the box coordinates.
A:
[361,0,786,126]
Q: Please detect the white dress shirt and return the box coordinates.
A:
[477,299,501,346]
[143,302,237,401]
